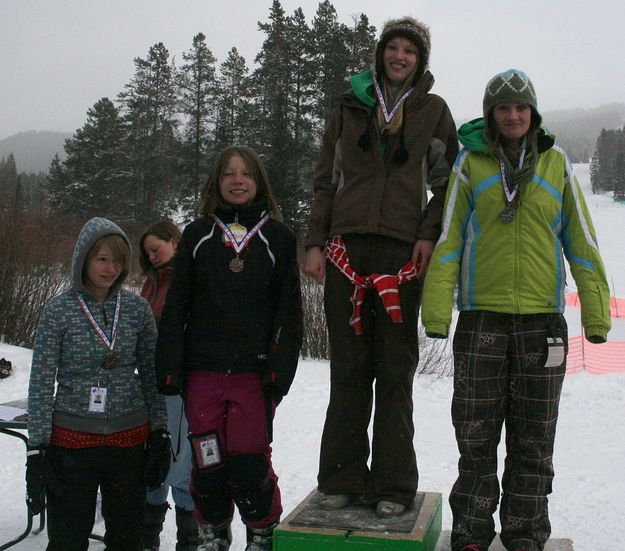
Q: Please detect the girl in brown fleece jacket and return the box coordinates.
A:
[303,16,458,517]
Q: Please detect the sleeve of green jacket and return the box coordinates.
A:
[561,163,611,343]
[421,154,472,338]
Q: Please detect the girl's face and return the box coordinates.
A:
[219,154,258,207]
[383,37,419,85]
[493,103,532,144]
[143,235,177,269]
[85,244,122,298]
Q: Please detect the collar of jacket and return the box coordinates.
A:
[458,117,556,154]
[214,199,270,226]
[347,69,436,110]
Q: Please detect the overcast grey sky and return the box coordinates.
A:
[2,0,624,140]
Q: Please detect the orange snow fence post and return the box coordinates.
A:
[566,336,625,374]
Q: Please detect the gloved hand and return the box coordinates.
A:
[25,446,62,515]
[144,429,171,491]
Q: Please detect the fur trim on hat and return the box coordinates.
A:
[374,16,431,82]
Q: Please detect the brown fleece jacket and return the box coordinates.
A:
[305,70,458,249]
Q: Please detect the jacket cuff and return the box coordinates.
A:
[584,327,607,344]
[424,323,449,339]
[416,226,440,242]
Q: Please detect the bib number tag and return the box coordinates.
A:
[190,431,223,469]
[89,387,107,412]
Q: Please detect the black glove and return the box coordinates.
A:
[144,429,172,491]
[25,446,62,515]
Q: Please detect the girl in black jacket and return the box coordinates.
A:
[155,146,302,551]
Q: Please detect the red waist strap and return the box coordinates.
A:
[324,235,418,335]
[50,422,150,448]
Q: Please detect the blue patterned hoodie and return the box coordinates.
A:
[28,217,167,446]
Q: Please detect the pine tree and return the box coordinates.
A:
[47,98,131,218]
[254,1,293,220]
[46,154,71,214]
[178,33,217,201]
[589,152,601,194]
[213,47,251,151]
[119,42,180,220]
[283,6,318,230]
[612,131,625,201]
[346,13,376,75]
[0,153,18,200]
[310,1,351,131]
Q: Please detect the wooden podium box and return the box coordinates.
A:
[274,489,442,551]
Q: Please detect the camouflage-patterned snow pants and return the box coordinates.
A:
[449,311,567,551]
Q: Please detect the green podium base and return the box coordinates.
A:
[274,489,442,550]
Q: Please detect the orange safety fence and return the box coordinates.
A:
[566,336,625,374]
[565,291,625,318]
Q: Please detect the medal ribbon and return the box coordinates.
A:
[373,77,415,124]
[75,291,121,351]
[211,213,270,255]
[499,135,527,204]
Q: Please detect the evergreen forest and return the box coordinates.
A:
[590,127,625,201]
[32,0,376,232]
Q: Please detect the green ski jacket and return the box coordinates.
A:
[422,118,611,342]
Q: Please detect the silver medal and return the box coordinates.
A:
[500,205,516,223]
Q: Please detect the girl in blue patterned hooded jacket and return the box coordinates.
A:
[26,217,170,551]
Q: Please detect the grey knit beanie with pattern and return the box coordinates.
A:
[374,16,431,82]
[482,69,541,124]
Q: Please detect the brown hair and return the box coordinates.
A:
[139,220,182,278]
[485,108,542,148]
[199,146,282,220]
[83,234,131,286]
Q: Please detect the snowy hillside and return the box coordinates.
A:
[1,164,624,550]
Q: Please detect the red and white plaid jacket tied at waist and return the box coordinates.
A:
[324,235,419,335]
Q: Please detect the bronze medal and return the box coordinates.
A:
[229,256,244,273]
[104,352,117,370]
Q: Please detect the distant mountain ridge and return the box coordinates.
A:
[541,103,625,162]
[2,104,624,173]
[0,130,70,173]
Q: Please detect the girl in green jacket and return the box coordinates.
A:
[422,70,610,551]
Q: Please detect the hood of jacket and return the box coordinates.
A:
[458,117,556,154]
[71,217,131,296]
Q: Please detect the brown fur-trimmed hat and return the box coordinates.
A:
[374,16,431,82]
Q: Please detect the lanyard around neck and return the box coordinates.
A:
[75,291,121,351]
[499,135,528,203]
[373,77,414,125]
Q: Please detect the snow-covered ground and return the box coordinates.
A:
[1,164,624,550]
